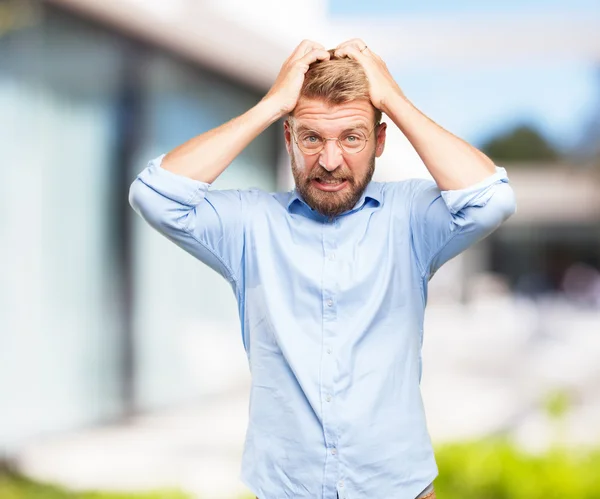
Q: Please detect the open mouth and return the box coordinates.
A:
[312,178,349,192]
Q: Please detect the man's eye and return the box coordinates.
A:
[302,134,321,143]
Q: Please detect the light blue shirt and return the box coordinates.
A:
[129,154,516,499]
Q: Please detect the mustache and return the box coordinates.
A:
[308,169,352,181]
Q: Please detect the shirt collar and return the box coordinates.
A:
[286,181,382,216]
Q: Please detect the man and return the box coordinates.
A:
[129,39,516,499]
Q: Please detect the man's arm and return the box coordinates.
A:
[334,39,516,280]
[160,100,282,183]
[380,94,496,191]
[334,39,496,191]
[129,40,331,282]
[407,172,515,279]
[159,40,331,182]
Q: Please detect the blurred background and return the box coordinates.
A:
[1,0,599,498]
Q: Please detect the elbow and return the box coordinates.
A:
[496,182,517,223]
[128,176,196,234]
[128,177,168,231]
[458,182,517,235]
[478,182,517,231]
[128,177,146,217]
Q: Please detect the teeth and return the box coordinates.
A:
[317,179,343,184]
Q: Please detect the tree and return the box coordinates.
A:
[480,124,560,163]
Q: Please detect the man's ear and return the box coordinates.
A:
[375,122,387,158]
[283,119,292,155]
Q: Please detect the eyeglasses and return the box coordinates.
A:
[289,122,379,155]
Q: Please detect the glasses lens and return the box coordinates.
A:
[340,131,367,153]
[298,131,324,152]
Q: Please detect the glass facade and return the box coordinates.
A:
[131,51,279,411]
[489,223,600,296]
[0,4,279,451]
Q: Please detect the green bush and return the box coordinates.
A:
[434,438,600,499]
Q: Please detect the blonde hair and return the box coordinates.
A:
[295,49,382,124]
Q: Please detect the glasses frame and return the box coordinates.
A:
[288,120,380,155]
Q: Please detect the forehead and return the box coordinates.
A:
[291,98,375,133]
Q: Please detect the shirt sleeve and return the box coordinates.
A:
[409,166,517,280]
[128,154,251,288]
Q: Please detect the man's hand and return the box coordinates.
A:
[263,39,330,117]
[334,39,405,114]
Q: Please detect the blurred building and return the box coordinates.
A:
[0,0,288,454]
[489,163,600,299]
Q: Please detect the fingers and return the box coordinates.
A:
[298,47,331,66]
[335,38,367,55]
[291,39,326,62]
[334,44,366,61]
[334,39,381,61]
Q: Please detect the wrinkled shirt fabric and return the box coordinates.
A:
[129,154,516,499]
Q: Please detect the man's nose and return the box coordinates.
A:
[318,139,343,171]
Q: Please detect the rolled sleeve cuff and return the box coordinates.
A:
[136,154,210,206]
[440,166,509,215]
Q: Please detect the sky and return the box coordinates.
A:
[328,0,599,17]
[328,0,600,152]
[396,63,598,152]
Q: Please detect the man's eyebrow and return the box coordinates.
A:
[295,123,370,134]
[345,123,370,132]
[295,124,318,133]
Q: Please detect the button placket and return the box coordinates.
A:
[321,217,340,495]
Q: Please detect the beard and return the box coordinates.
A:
[290,150,376,218]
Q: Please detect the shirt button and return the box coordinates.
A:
[339,481,344,488]
[329,252,336,261]
[326,394,332,402]
[331,448,337,455]
[327,347,332,354]
[327,299,333,307]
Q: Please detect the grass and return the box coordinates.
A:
[0,464,191,499]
